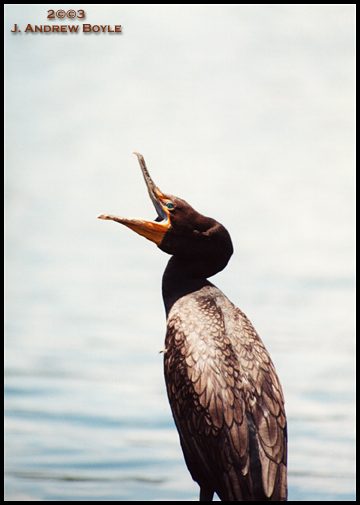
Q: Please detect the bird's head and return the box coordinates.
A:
[98,153,233,272]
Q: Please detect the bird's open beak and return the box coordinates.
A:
[97,153,171,246]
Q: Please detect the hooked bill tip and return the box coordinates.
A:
[97,214,108,220]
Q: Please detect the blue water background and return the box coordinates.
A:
[5,5,355,501]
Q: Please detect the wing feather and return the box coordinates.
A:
[164,289,287,501]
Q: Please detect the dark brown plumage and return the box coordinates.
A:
[98,153,287,501]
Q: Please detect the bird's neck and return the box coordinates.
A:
[160,223,233,316]
[162,256,213,316]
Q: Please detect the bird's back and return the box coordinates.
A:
[164,284,287,501]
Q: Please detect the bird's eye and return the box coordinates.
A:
[166,202,174,210]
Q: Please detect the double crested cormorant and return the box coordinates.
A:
[98,153,287,501]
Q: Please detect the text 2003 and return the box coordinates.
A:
[47,10,85,19]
